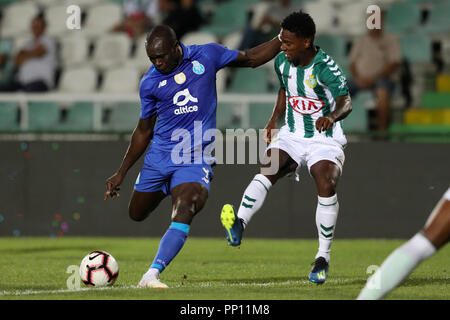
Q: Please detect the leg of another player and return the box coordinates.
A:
[221,148,297,246]
[238,148,297,228]
[423,198,450,249]
[139,183,208,288]
[310,160,341,264]
[357,195,450,300]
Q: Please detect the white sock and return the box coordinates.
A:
[237,174,272,228]
[315,194,339,263]
[357,232,436,300]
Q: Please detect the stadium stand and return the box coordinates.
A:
[0,101,19,131]
[28,101,60,131]
[90,33,132,71]
[100,67,139,93]
[124,34,152,76]
[45,4,71,37]
[59,34,90,68]
[0,0,447,142]
[0,1,38,38]
[81,2,123,40]
[59,101,94,132]
[57,67,98,93]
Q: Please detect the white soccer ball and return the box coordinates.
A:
[79,250,119,287]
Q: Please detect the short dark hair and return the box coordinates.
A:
[281,11,316,41]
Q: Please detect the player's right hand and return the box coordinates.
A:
[263,121,277,143]
[104,172,124,200]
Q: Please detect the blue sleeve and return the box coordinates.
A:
[139,78,157,119]
[202,43,239,70]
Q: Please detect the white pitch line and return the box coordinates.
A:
[0,279,361,296]
[0,285,139,297]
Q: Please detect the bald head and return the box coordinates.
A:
[145,25,182,74]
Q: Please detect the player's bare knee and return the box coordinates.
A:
[317,178,338,197]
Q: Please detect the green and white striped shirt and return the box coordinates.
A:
[274,48,349,146]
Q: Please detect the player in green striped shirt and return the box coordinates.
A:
[221,11,352,284]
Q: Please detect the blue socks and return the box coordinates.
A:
[150,222,190,273]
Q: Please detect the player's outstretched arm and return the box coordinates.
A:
[263,88,286,143]
[104,115,157,200]
[227,35,281,68]
[316,95,352,133]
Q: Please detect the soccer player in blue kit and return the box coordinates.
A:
[104,25,281,288]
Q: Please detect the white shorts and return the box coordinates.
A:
[265,127,345,181]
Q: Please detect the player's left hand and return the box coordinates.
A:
[315,116,334,133]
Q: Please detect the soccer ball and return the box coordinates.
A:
[79,250,119,287]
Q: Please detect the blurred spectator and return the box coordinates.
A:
[348,13,402,132]
[160,0,204,40]
[0,25,13,87]
[239,0,297,50]
[0,13,56,92]
[112,0,161,39]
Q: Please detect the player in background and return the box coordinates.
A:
[104,25,282,288]
[357,187,450,300]
[220,11,352,284]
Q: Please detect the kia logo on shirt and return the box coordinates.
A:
[288,96,324,115]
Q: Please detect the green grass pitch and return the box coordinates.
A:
[0,237,448,300]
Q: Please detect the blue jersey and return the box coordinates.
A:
[139,42,238,165]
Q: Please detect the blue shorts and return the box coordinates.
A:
[134,159,214,195]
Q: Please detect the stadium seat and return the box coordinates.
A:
[216,102,241,130]
[315,35,347,62]
[384,1,421,34]
[216,69,228,94]
[125,35,151,75]
[34,0,60,7]
[59,102,94,132]
[58,67,98,93]
[45,4,72,37]
[82,3,123,39]
[200,1,248,37]
[64,0,108,10]
[421,92,450,109]
[28,102,60,131]
[0,0,16,8]
[91,33,132,71]
[100,67,139,93]
[336,1,369,36]
[229,68,269,93]
[221,31,242,50]
[59,34,89,68]
[423,2,450,34]
[0,102,19,131]
[104,102,140,132]
[181,31,218,46]
[303,0,335,35]
[399,32,432,64]
[249,103,274,130]
[1,1,39,38]
[341,91,370,133]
